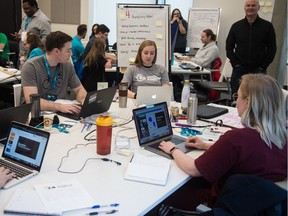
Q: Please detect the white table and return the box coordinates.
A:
[171,61,211,81]
[0,69,21,84]
[0,99,209,216]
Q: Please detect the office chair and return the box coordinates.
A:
[194,58,232,105]
[7,41,19,68]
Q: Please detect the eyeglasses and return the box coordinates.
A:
[232,93,238,101]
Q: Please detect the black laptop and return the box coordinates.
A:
[132,102,194,159]
[57,86,117,120]
[0,103,32,144]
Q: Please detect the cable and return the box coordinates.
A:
[57,142,121,174]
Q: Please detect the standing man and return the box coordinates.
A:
[226,0,276,95]
[71,24,87,64]
[21,31,87,114]
[13,0,51,60]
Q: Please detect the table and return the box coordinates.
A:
[0,69,20,84]
[0,100,221,215]
[171,60,211,81]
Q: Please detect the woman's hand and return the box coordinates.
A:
[0,167,14,188]
[159,141,177,154]
[185,136,212,150]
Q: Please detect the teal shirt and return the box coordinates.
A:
[0,33,10,61]
[71,36,84,64]
[27,47,44,61]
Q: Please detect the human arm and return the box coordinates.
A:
[186,136,213,150]
[72,84,87,105]
[171,17,187,35]
[226,25,239,67]
[23,86,82,113]
[192,44,219,68]
[260,23,276,70]
[0,167,15,189]
[105,53,117,64]
[105,58,112,69]
[159,141,202,176]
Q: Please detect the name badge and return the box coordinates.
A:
[46,94,57,101]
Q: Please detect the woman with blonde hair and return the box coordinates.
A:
[121,40,170,99]
[159,73,287,209]
[82,38,112,92]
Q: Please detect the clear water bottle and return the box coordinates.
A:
[187,91,198,125]
[181,80,190,112]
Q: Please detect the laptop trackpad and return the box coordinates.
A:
[170,136,193,153]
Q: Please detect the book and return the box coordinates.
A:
[124,153,171,186]
[4,189,62,215]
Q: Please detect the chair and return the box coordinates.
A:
[7,40,19,68]
[195,58,232,105]
[13,83,22,107]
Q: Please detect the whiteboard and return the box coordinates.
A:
[187,8,221,49]
[117,4,170,69]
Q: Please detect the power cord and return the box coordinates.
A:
[57,142,121,174]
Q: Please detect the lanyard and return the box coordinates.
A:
[24,17,31,30]
[43,54,59,94]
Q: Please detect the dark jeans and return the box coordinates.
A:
[231,65,266,95]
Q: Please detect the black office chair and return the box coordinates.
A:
[7,40,19,68]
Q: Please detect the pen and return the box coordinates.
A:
[175,123,208,128]
[88,209,118,215]
[92,203,120,209]
[81,124,86,133]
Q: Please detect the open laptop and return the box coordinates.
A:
[1,121,50,189]
[132,102,194,159]
[135,86,173,106]
[57,86,117,120]
[0,103,32,145]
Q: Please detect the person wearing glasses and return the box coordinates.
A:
[21,31,87,114]
[171,8,188,53]
[159,73,287,209]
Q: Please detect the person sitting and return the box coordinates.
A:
[89,23,99,40]
[159,73,287,209]
[179,29,219,68]
[21,31,87,114]
[121,40,170,99]
[0,32,10,67]
[71,24,87,65]
[19,32,45,68]
[82,38,112,92]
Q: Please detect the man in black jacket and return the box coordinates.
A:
[226,0,276,95]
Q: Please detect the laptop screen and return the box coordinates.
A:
[2,122,50,171]
[133,102,173,146]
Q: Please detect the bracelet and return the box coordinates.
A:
[169,146,179,155]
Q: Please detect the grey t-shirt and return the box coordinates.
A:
[21,55,82,100]
[121,64,170,93]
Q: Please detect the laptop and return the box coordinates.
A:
[132,102,194,159]
[1,121,50,189]
[0,103,32,145]
[135,86,173,106]
[57,86,117,120]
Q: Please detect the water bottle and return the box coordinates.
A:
[96,114,113,155]
[187,91,198,125]
[181,80,190,112]
[30,94,41,119]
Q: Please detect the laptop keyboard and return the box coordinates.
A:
[0,159,33,178]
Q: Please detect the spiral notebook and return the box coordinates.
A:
[4,189,61,215]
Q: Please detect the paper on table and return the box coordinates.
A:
[35,179,95,213]
[4,189,61,215]
[124,153,171,186]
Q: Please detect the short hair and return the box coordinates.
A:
[239,74,287,149]
[96,24,110,34]
[22,0,38,8]
[203,29,217,41]
[45,31,72,52]
[134,40,157,67]
[77,24,87,36]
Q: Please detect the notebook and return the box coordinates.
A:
[1,121,50,189]
[0,103,32,144]
[135,86,173,106]
[57,86,117,120]
[197,104,229,119]
[132,102,194,159]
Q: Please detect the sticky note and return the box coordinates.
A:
[265,1,272,6]
[156,33,163,40]
[119,13,126,20]
[156,21,162,27]
[259,1,265,6]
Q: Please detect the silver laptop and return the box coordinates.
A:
[132,102,194,159]
[135,86,173,106]
[1,121,50,189]
[0,104,32,145]
[57,86,117,120]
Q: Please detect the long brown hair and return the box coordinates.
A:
[84,38,106,67]
[26,32,45,56]
[134,40,157,67]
